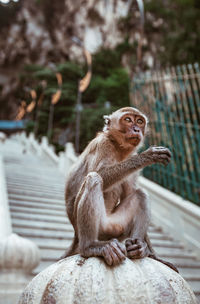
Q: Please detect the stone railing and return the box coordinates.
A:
[0,154,40,304]
[15,132,77,177]
[13,132,200,257]
[139,177,200,256]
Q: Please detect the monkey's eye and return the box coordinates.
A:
[124,117,132,122]
[136,118,144,124]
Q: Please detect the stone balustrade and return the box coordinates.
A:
[0,151,40,304]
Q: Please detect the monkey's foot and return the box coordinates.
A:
[125,238,149,259]
[149,254,179,273]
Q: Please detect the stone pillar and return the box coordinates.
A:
[64,143,77,176]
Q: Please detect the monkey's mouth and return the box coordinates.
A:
[126,135,141,145]
[129,136,140,140]
[126,135,140,141]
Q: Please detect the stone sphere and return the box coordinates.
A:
[0,233,40,272]
[19,255,197,304]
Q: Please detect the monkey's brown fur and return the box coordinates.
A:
[63,107,178,272]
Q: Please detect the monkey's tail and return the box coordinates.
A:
[59,235,79,260]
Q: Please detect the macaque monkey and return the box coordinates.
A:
[63,107,178,272]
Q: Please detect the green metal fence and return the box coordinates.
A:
[131,63,200,205]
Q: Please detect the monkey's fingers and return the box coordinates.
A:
[112,239,127,256]
[125,238,134,247]
[110,242,126,263]
[127,247,147,259]
[102,245,124,266]
[153,147,172,157]
[126,244,141,252]
[102,246,114,266]
[153,153,171,165]
[125,238,139,247]
[127,241,148,259]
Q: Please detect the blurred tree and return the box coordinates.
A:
[20,47,130,152]
[144,0,200,66]
[117,0,200,68]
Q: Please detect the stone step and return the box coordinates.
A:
[162,256,200,268]
[147,231,173,240]
[149,239,184,248]
[8,189,64,200]
[6,177,64,188]
[7,184,64,194]
[10,200,65,211]
[6,174,64,185]
[10,205,65,216]
[155,248,197,259]
[11,212,68,224]
[180,271,200,280]
[186,280,200,294]
[28,238,72,249]
[5,164,58,171]
[9,194,65,205]
[12,218,71,231]
[13,228,74,239]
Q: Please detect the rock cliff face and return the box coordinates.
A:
[0,0,133,118]
[0,0,132,68]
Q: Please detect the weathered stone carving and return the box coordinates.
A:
[19,255,197,304]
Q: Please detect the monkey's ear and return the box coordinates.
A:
[103,115,111,131]
[103,115,111,126]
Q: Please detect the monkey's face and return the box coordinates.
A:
[119,113,146,147]
[104,107,148,151]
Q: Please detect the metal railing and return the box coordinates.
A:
[131,63,200,204]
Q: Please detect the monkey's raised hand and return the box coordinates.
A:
[125,238,149,259]
[140,146,172,166]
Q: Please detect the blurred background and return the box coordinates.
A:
[0,2,200,301]
[0,0,199,204]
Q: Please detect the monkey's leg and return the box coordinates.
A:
[76,172,126,266]
[122,188,151,259]
[123,189,179,272]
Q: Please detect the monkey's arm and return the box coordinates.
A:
[98,146,171,190]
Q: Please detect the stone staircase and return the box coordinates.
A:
[0,138,200,302]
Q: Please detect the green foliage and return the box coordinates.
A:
[83,68,129,107]
[79,106,117,151]
[145,0,200,65]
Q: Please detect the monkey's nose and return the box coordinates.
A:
[133,126,140,133]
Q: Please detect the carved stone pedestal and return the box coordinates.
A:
[0,233,40,304]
